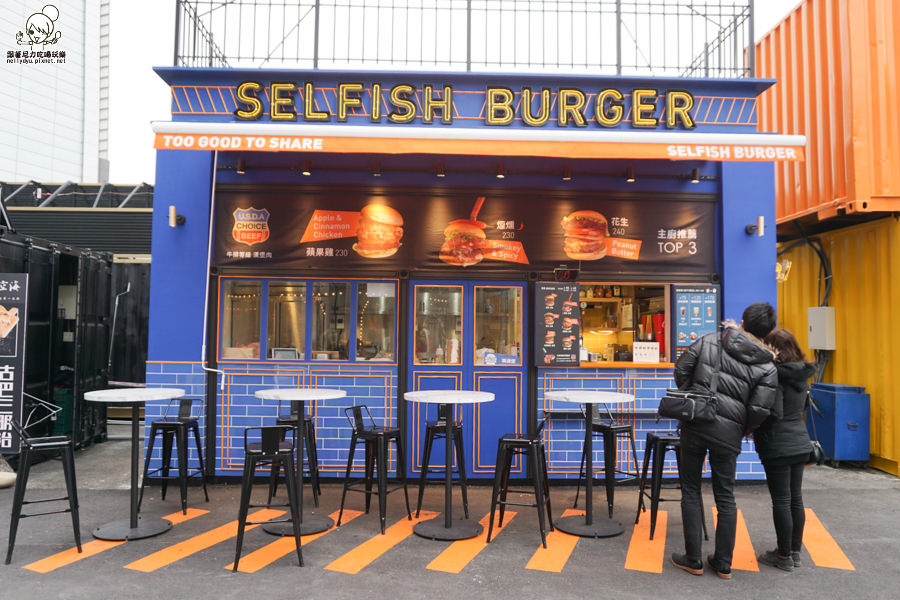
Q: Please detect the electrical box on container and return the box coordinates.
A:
[808,307,836,350]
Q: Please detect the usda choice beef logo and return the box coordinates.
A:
[232,208,270,246]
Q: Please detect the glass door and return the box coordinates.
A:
[407,280,527,479]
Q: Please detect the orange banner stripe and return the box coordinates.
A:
[713,507,758,571]
[124,509,284,572]
[625,510,668,573]
[226,510,363,573]
[22,508,209,574]
[426,511,517,574]
[324,511,438,575]
[803,508,854,570]
[525,509,583,572]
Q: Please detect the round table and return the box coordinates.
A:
[544,390,635,538]
[254,388,347,536]
[404,390,494,541]
[84,387,185,541]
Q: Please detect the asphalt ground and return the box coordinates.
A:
[1,434,898,600]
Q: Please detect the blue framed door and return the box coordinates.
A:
[407,280,528,480]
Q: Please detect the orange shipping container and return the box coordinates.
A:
[756,0,900,223]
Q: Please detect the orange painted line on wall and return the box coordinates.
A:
[324,511,439,574]
[803,508,855,570]
[23,508,207,573]
[525,509,582,572]
[426,511,517,574]
[625,510,668,573]
[713,507,758,571]
[226,510,363,573]
[124,509,284,572]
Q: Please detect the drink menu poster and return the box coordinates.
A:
[535,282,580,366]
[672,284,719,360]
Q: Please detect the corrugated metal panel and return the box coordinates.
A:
[757,0,900,223]
[777,217,900,475]
[7,211,152,253]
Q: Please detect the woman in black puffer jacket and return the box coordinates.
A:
[754,328,816,572]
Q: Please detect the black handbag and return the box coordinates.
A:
[658,334,722,423]
[806,391,826,466]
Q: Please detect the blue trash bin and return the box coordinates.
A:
[809,383,870,463]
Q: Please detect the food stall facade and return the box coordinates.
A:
[147,68,804,481]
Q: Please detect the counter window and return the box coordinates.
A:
[414,285,462,365]
[579,284,668,362]
[356,283,396,361]
[311,282,350,360]
[474,286,522,365]
[267,281,306,359]
[221,280,261,359]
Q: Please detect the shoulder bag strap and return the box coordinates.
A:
[807,391,820,442]
[709,332,723,395]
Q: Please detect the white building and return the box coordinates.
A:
[1,0,109,183]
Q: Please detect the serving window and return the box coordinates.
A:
[221,280,262,359]
[474,286,522,366]
[414,285,462,365]
[578,283,669,363]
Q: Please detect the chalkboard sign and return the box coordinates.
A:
[672,284,719,360]
[535,282,580,366]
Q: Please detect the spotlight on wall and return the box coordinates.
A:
[301,160,311,176]
[690,168,700,183]
[373,163,382,177]
[625,166,635,183]
[168,205,186,227]
[436,162,446,178]
[745,215,765,236]
[236,159,246,175]
[496,165,505,179]
[562,166,572,181]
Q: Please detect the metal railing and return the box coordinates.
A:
[175,0,753,78]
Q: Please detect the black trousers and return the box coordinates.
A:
[679,428,739,568]
[762,459,806,557]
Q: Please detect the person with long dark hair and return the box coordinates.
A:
[754,327,817,571]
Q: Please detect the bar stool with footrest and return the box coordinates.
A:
[415,403,469,518]
[487,414,553,547]
[337,405,411,534]
[270,401,320,507]
[573,403,639,518]
[635,431,708,540]
[233,425,303,571]
[138,397,209,515]
[5,395,81,565]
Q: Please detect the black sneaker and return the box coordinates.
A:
[707,554,733,579]
[758,549,794,572]
[791,551,802,567]
[671,553,703,575]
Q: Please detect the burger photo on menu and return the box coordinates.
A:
[560,210,608,260]
[544,293,557,308]
[544,331,556,346]
[353,204,404,258]
[544,312,558,326]
[439,220,487,267]
[561,300,578,315]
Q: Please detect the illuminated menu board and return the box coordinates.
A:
[535,282,580,366]
[672,284,719,360]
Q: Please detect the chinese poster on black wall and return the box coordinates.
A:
[536,282,580,366]
[0,274,27,454]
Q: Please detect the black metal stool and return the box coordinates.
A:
[337,405,411,534]
[272,406,320,506]
[635,431,708,540]
[6,418,81,565]
[573,404,639,518]
[415,403,469,518]
[234,426,303,571]
[487,416,553,547]
[139,398,209,515]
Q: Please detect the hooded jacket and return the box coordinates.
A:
[673,322,777,453]
[753,361,816,462]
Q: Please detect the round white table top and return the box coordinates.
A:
[544,390,635,404]
[255,388,347,401]
[84,387,186,403]
[404,390,495,404]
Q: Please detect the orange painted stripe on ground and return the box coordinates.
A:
[525,509,583,573]
[625,510,668,573]
[426,511,517,574]
[803,508,854,570]
[226,510,363,573]
[325,511,439,575]
[23,508,208,573]
[713,507,758,571]
[124,509,284,572]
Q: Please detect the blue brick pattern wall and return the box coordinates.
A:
[144,361,399,479]
[538,366,764,481]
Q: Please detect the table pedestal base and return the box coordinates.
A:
[92,517,173,541]
[554,514,624,538]
[262,512,334,536]
[413,517,483,541]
